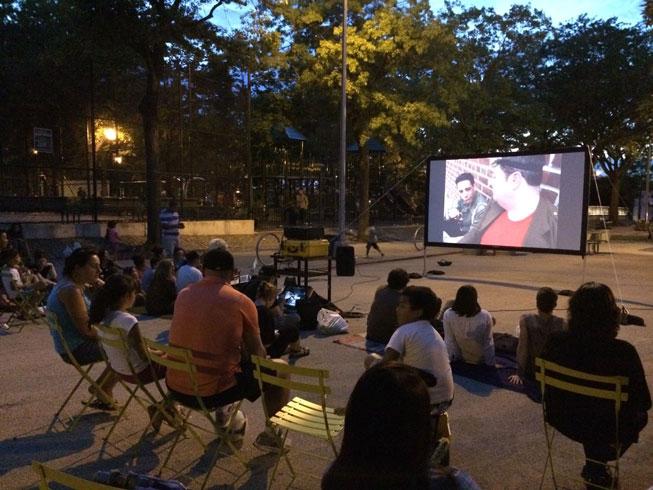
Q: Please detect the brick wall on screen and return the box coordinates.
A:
[445,158,493,204]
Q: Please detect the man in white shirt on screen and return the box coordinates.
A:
[459,156,557,248]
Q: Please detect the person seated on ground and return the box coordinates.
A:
[90,274,175,426]
[1,248,50,301]
[540,282,651,488]
[176,250,202,292]
[172,246,186,270]
[46,247,119,409]
[508,287,565,386]
[32,249,58,283]
[322,362,480,490]
[443,285,495,367]
[366,286,454,416]
[255,281,310,359]
[97,249,122,281]
[207,237,229,251]
[130,254,148,284]
[0,230,10,254]
[366,268,409,344]
[166,248,291,450]
[145,259,177,316]
[140,255,160,293]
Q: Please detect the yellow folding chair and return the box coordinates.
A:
[250,354,345,489]
[431,411,452,467]
[32,461,120,489]
[46,312,115,431]
[535,357,629,490]
[142,337,248,489]
[95,324,172,445]
[3,288,45,331]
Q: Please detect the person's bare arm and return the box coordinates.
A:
[128,324,148,361]
[58,286,97,339]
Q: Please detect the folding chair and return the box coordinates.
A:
[32,461,120,490]
[2,288,45,331]
[142,337,248,489]
[250,354,345,489]
[46,311,115,431]
[95,324,172,445]
[535,357,629,490]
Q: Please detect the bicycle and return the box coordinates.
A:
[413,225,425,251]
[255,232,281,266]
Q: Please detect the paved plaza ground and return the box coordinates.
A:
[1,227,652,489]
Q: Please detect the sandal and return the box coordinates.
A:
[288,346,310,359]
[82,399,117,411]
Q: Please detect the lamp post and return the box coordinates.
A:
[338,0,347,240]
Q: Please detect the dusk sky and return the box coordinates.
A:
[210,0,645,31]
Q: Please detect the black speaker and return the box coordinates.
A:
[336,245,356,276]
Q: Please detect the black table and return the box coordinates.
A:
[272,254,333,301]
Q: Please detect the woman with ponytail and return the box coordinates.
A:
[90,274,165,385]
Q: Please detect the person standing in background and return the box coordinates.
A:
[296,188,309,224]
[159,199,184,257]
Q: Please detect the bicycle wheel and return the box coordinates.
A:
[413,225,425,251]
[256,232,281,266]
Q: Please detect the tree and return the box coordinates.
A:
[543,18,653,222]
[91,0,243,243]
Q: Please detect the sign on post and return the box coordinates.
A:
[33,127,53,153]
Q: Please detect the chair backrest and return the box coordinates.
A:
[32,461,120,490]
[535,357,629,443]
[250,354,331,396]
[46,311,82,367]
[95,324,138,376]
[142,337,201,394]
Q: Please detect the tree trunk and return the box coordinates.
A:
[357,144,370,239]
[140,68,161,244]
[609,172,620,225]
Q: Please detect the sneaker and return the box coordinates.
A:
[254,427,289,453]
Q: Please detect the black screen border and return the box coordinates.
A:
[424,146,591,256]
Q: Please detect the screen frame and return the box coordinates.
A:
[424,146,591,256]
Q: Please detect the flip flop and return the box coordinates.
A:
[288,347,310,359]
[82,399,117,411]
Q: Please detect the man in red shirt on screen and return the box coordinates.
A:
[459,156,557,248]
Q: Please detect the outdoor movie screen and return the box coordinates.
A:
[425,147,590,255]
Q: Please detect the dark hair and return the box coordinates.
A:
[568,282,620,339]
[150,245,164,257]
[63,247,98,277]
[322,363,432,489]
[149,256,161,269]
[496,157,543,187]
[455,172,474,186]
[185,250,200,263]
[132,254,146,268]
[203,248,234,272]
[154,259,175,281]
[452,285,481,317]
[536,287,558,314]
[107,220,117,229]
[256,281,277,302]
[401,286,440,321]
[89,273,137,324]
[387,268,409,290]
[173,246,184,256]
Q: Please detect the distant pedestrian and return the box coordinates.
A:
[159,199,184,257]
[365,226,384,258]
[296,188,309,224]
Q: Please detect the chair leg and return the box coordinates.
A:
[269,429,294,489]
[103,384,137,442]
[49,365,94,431]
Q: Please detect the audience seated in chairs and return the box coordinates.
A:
[254,281,309,359]
[166,248,290,451]
[365,268,409,344]
[322,362,480,490]
[508,287,566,387]
[145,259,177,316]
[540,282,651,488]
[366,286,454,418]
[176,250,202,292]
[1,248,50,321]
[46,247,119,409]
[32,250,58,284]
[443,285,495,367]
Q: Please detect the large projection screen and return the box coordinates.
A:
[425,147,590,255]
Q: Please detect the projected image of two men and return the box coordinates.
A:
[427,150,587,254]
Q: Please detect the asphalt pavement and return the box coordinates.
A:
[1,227,652,489]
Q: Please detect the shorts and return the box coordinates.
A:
[167,361,266,411]
[60,339,104,366]
[120,363,166,385]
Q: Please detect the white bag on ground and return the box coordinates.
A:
[317,308,348,335]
